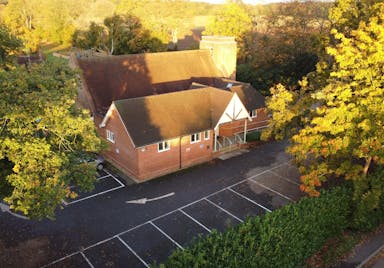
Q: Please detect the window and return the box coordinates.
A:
[249,109,257,118]
[190,133,201,143]
[106,129,115,143]
[158,141,170,152]
[204,130,210,140]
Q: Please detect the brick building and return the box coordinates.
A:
[72,36,269,181]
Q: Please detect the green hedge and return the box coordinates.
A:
[159,187,352,268]
[246,131,261,142]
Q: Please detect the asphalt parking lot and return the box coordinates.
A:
[46,160,303,268]
[63,170,125,206]
[0,141,306,268]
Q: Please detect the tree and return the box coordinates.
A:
[3,0,41,52]
[204,2,252,40]
[0,61,104,219]
[0,23,22,68]
[237,1,332,94]
[72,14,166,55]
[264,1,384,201]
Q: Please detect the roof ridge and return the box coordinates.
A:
[78,49,210,62]
[113,86,230,104]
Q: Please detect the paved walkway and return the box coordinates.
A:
[337,226,384,267]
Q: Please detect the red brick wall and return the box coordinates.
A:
[97,108,139,178]
[137,137,180,180]
[180,130,213,168]
[136,131,214,180]
[248,108,269,131]
[96,108,268,181]
[219,108,269,136]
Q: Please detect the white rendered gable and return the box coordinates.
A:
[214,93,252,131]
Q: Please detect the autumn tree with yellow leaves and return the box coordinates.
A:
[264,0,384,227]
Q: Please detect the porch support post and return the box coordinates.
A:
[243,119,247,143]
[214,128,217,151]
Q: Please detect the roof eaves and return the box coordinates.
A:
[110,101,137,148]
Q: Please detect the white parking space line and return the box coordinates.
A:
[104,170,125,187]
[96,174,111,181]
[227,187,272,213]
[248,179,293,201]
[41,252,80,267]
[80,252,94,268]
[179,209,212,233]
[65,169,125,205]
[204,198,244,223]
[45,161,293,267]
[356,243,384,268]
[116,235,149,268]
[269,170,300,186]
[67,184,125,205]
[149,221,184,250]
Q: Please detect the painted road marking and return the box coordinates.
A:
[80,252,94,268]
[66,169,125,205]
[204,198,244,223]
[125,192,175,204]
[96,174,112,181]
[104,170,125,187]
[116,236,149,268]
[149,221,184,250]
[44,161,293,267]
[269,170,300,186]
[67,184,124,205]
[248,179,293,201]
[227,187,272,213]
[179,209,212,233]
[0,202,29,220]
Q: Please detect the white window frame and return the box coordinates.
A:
[250,109,257,118]
[158,141,170,152]
[190,133,201,144]
[106,129,115,143]
[204,130,210,140]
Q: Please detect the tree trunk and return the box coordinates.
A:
[363,156,372,177]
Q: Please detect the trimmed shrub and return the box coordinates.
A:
[352,168,384,231]
[159,187,352,268]
[246,131,261,142]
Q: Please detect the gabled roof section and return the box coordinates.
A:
[210,78,265,110]
[76,50,222,114]
[228,83,265,110]
[112,87,233,147]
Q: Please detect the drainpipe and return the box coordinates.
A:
[243,119,247,143]
[179,136,182,169]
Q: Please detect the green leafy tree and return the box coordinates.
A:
[0,61,104,219]
[0,23,22,68]
[73,14,166,54]
[238,1,331,93]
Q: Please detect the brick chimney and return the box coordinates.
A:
[200,36,237,80]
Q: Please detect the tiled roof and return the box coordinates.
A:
[229,83,265,110]
[77,50,221,114]
[113,87,233,147]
